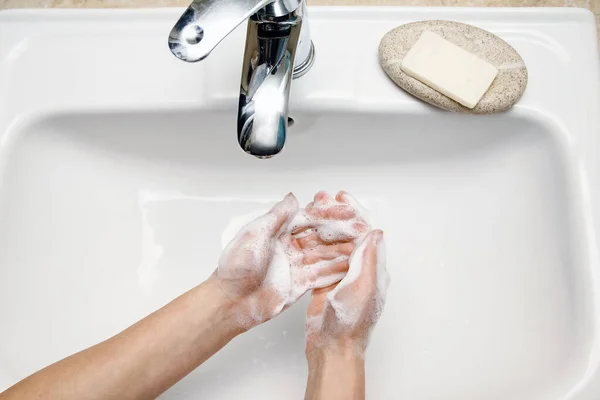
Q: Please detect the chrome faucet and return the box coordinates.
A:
[169,0,315,158]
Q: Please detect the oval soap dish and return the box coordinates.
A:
[379,20,528,113]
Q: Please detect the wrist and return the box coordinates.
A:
[198,277,249,337]
[204,275,282,332]
[305,346,365,400]
[307,344,365,371]
[306,332,368,363]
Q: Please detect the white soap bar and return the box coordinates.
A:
[400,31,498,109]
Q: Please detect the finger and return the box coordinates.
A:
[336,191,371,226]
[362,229,387,284]
[305,259,349,290]
[306,204,357,220]
[350,229,390,325]
[304,202,315,212]
[296,220,368,247]
[315,221,369,243]
[303,242,354,264]
[289,257,348,306]
[295,232,327,249]
[336,190,363,208]
[306,284,336,319]
[267,193,299,237]
[288,210,313,235]
[295,231,355,249]
[337,230,387,298]
[290,205,358,235]
[331,231,376,295]
[295,228,316,239]
[286,228,314,252]
[313,191,335,205]
[371,230,391,299]
[335,190,350,204]
[361,230,381,283]
[313,283,338,296]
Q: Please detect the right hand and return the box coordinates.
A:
[305,229,390,359]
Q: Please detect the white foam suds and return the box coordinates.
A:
[327,232,390,328]
[306,230,390,357]
[338,191,371,226]
[217,192,373,328]
[289,206,368,244]
[221,208,269,249]
[217,212,278,282]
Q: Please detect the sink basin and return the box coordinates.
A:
[0,7,599,400]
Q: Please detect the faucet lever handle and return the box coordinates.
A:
[169,0,278,62]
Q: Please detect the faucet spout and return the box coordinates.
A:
[237,13,301,158]
[169,0,314,158]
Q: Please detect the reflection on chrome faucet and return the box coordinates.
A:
[169,0,315,158]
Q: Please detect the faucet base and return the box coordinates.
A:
[293,41,315,79]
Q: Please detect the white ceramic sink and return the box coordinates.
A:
[1,7,599,400]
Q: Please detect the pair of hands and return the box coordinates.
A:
[213,191,391,358]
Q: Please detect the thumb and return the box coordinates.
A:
[267,193,299,237]
[328,230,387,302]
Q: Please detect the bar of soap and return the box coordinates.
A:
[401,31,498,109]
[379,20,528,114]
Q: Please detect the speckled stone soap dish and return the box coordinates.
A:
[379,20,528,114]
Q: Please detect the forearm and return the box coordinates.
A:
[305,348,365,400]
[1,277,243,400]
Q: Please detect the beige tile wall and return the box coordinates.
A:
[0,0,596,8]
[1,0,598,42]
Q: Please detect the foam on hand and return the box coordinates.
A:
[221,208,271,249]
[289,199,370,244]
[338,192,371,226]
[217,212,277,281]
[307,230,390,357]
[217,192,372,328]
[327,232,390,328]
